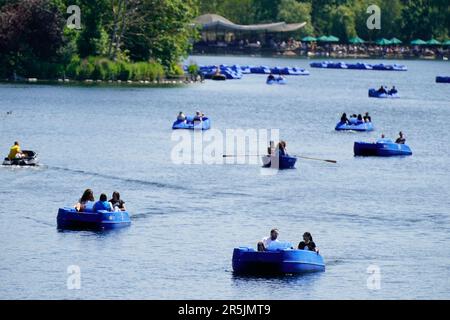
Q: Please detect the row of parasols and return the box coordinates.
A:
[301,35,450,46]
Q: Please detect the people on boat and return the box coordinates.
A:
[257,228,280,252]
[395,131,406,144]
[276,141,288,156]
[267,73,275,81]
[193,111,206,122]
[363,112,372,123]
[298,232,318,253]
[75,189,95,212]
[389,86,398,95]
[340,113,350,124]
[377,85,387,94]
[109,191,126,212]
[267,140,275,155]
[177,112,186,122]
[7,141,24,160]
[93,193,113,212]
[357,114,364,123]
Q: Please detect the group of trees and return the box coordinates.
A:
[199,0,449,42]
[0,0,198,79]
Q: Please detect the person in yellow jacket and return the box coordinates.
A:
[8,141,24,160]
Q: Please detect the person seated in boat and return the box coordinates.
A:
[357,114,364,124]
[340,113,350,124]
[7,141,24,160]
[257,228,279,252]
[377,85,387,94]
[389,86,398,95]
[109,191,126,212]
[75,189,95,212]
[267,73,275,81]
[193,111,204,122]
[395,131,406,144]
[267,141,275,155]
[177,112,186,122]
[363,112,372,123]
[298,232,319,253]
[275,141,288,156]
[93,193,113,213]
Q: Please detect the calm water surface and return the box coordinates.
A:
[1,56,449,299]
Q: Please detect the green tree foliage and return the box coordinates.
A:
[277,0,314,36]
[0,0,65,77]
[198,0,449,40]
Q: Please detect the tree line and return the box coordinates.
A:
[199,0,449,42]
[0,0,198,80]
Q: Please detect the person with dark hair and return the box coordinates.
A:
[377,85,387,94]
[267,73,275,82]
[276,141,288,156]
[93,193,113,213]
[298,232,318,252]
[75,189,95,212]
[109,191,126,211]
[257,228,280,252]
[340,113,350,124]
[395,131,406,144]
[363,112,371,123]
[8,141,24,160]
[389,86,398,95]
[357,114,364,123]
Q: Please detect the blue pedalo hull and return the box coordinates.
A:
[436,76,450,83]
[232,247,325,275]
[335,121,374,132]
[368,89,399,98]
[172,116,211,130]
[57,208,131,230]
[354,140,412,157]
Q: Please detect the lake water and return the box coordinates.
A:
[0,56,449,299]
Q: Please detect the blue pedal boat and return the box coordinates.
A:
[172,116,211,130]
[354,139,412,157]
[232,246,325,275]
[436,76,450,83]
[266,78,287,85]
[369,89,399,98]
[335,121,374,132]
[261,155,297,169]
[57,208,131,230]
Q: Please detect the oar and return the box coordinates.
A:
[222,154,337,164]
[295,156,337,164]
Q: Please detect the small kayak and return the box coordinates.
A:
[57,207,131,230]
[369,89,399,98]
[232,246,325,275]
[172,116,211,130]
[436,76,450,83]
[261,155,297,169]
[354,139,412,157]
[335,121,374,132]
[266,78,286,85]
[2,150,39,166]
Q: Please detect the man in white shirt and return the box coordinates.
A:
[257,228,279,252]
